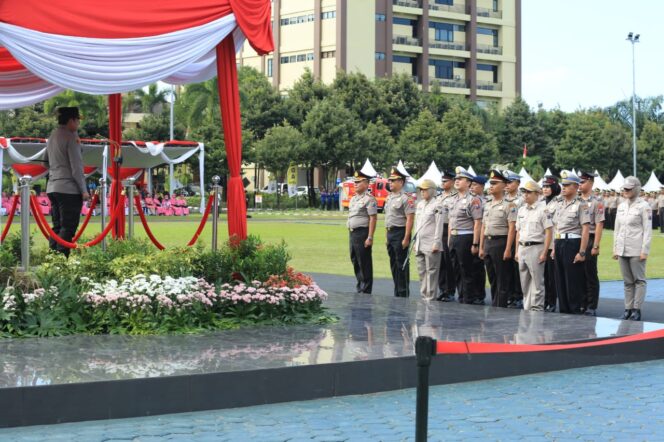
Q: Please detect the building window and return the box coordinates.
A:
[478,27,499,46]
[375,52,386,60]
[306,53,314,61]
[429,22,454,42]
[477,63,498,82]
[280,56,289,64]
[322,51,336,59]
[321,11,336,20]
[393,55,415,64]
[435,0,454,4]
[454,24,466,32]
[297,54,306,62]
[267,59,273,77]
[493,0,499,11]
[429,59,453,79]
[280,13,317,26]
[376,13,386,21]
[393,17,416,26]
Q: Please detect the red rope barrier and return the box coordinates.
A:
[187,194,214,246]
[72,193,99,242]
[134,195,165,250]
[1,195,19,242]
[30,194,125,249]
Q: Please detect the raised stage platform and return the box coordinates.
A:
[2,293,664,428]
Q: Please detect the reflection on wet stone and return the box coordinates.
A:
[0,293,660,388]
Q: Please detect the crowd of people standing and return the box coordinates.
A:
[346,165,657,322]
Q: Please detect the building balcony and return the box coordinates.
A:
[393,0,421,8]
[477,7,502,19]
[430,40,467,51]
[477,80,502,91]
[428,3,467,14]
[477,44,503,55]
[393,35,422,46]
[431,78,469,89]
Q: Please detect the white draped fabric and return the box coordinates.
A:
[0,15,245,109]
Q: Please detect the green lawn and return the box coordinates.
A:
[5,212,664,281]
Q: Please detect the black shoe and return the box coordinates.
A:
[621,309,633,320]
[630,309,641,321]
[584,309,597,317]
[509,300,523,309]
[506,298,515,308]
[470,299,486,306]
[440,294,455,302]
[544,304,556,313]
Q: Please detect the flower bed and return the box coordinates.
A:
[0,235,333,337]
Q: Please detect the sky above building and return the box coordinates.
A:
[522,0,661,111]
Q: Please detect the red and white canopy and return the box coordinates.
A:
[0,0,272,108]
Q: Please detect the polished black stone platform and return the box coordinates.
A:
[2,293,664,428]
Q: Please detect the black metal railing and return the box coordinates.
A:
[430,40,467,51]
[393,35,422,46]
[477,44,503,55]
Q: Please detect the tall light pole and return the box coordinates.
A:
[626,32,640,177]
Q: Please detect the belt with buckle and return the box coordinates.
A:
[349,227,368,232]
[485,235,507,240]
[520,241,543,247]
[450,229,473,236]
[555,233,581,239]
[386,226,405,231]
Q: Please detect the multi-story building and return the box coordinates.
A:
[239,0,521,108]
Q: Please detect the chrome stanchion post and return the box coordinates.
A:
[100,177,107,252]
[211,175,220,252]
[19,175,32,272]
[124,178,135,240]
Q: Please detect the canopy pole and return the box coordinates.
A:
[108,94,123,239]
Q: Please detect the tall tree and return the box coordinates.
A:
[638,121,664,180]
[440,104,498,172]
[497,97,544,164]
[359,118,397,174]
[398,109,445,175]
[376,74,423,136]
[287,69,330,128]
[238,66,289,139]
[331,71,384,127]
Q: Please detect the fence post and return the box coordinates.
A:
[124,178,135,239]
[211,175,220,251]
[415,336,436,442]
[19,175,32,272]
[100,177,107,252]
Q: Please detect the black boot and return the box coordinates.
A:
[621,309,632,320]
[630,309,641,321]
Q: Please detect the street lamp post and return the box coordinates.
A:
[626,32,640,177]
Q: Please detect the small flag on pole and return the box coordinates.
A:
[522,144,528,159]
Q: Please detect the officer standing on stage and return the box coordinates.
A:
[505,171,524,308]
[578,170,605,316]
[479,170,517,307]
[347,169,378,294]
[384,165,416,297]
[448,167,484,304]
[542,175,561,312]
[414,179,443,301]
[436,170,458,302]
[553,171,591,314]
[470,174,488,303]
[515,180,553,311]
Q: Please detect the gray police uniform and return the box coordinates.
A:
[544,197,561,309]
[482,198,517,307]
[506,193,524,305]
[414,198,443,301]
[436,191,458,299]
[553,197,590,314]
[516,201,552,311]
[384,191,415,297]
[348,192,378,294]
[448,192,483,303]
[580,194,605,311]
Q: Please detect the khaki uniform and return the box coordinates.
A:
[544,197,561,309]
[505,193,524,304]
[384,192,416,297]
[414,198,443,300]
[448,193,484,303]
[436,191,458,298]
[347,192,378,294]
[516,201,553,311]
[614,198,652,310]
[658,193,664,233]
[552,197,591,314]
[482,198,517,307]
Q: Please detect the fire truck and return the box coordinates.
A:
[341,177,416,211]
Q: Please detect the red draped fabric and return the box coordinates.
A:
[108,94,123,238]
[216,38,247,240]
[0,48,23,72]
[12,164,47,179]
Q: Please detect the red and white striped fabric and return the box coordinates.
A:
[0,0,273,109]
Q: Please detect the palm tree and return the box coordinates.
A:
[179,79,219,129]
[44,90,108,134]
[136,84,167,114]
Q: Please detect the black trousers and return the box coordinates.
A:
[554,238,586,314]
[544,248,557,308]
[349,227,373,294]
[660,208,664,233]
[583,234,600,310]
[608,208,616,230]
[653,210,659,230]
[449,234,474,303]
[509,240,523,302]
[484,237,513,307]
[438,226,457,297]
[471,250,486,302]
[47,192,83,258]
[386,227,409,297]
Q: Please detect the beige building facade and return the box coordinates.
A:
[239,0,521,108]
